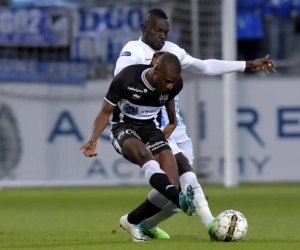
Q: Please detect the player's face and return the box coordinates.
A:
[144,18,169,50]
[153,68,180,93]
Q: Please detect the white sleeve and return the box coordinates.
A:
[166,42,246,76]
[184,58,246,76]
[114,42,140,76]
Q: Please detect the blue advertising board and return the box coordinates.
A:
[0,8,70,46]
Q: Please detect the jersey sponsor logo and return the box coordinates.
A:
[146,58,152,61]
[141,110,155,115]
[123,104,138,115]
[120,51,132,57]
[127,87,144,93]
[132,94,141,100]
[159,94,169,104]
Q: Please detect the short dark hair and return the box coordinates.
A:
[145,8,168,20]
[158,53,181,75]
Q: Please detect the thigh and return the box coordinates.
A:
[167,135,183,156]
[111,123,154,166]
[170,127,194,165]
[178,139,194,165]
[141,125,171,156]
[141,125,179,186]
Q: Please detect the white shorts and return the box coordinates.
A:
[164,125,194,165]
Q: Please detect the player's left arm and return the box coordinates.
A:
[172,44,276,75]
[80,75,123,157]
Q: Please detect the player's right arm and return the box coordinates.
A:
[163,78,184,139]
[114,42,140,76]
[163,98,177,139]
[80,74,124,157]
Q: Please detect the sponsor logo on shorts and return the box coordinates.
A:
[125,129,141,140]
[146,140,168,151]
[117,131,125,140]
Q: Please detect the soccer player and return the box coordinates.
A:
[80,53,196,242]
[114,8,276,241]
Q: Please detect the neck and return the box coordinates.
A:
[141,36,156,51]
[145,69,156,89]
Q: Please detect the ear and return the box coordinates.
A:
[150,52,166,66]
[153,63,160,73]
[141,23,146,33]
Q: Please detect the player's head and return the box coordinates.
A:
[151,52,181,93]
[141,8,169,50]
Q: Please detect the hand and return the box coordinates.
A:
[163,124,176,139]
[246,55,276,74]
[150,52,167,66]
[80,140,97,157]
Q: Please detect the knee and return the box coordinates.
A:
[175,153,193,176]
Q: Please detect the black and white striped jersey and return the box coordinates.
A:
[105,64,183,126]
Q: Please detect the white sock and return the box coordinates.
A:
[179,171,214,227]
[141,201,179,230]
[147,189,170,209]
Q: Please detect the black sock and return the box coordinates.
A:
[127,199,162,225]
[149,173,180,208]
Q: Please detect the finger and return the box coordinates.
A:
[265,62,276,73]
[83,151,89,157]
[80,143,90,150]
[264,69,270,74]
[264,54,269,61]
[267,60,276,68]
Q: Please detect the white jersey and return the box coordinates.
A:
[114,37,195,131]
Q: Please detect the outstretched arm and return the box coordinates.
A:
[164,43,276,76]
[183,55,276,76]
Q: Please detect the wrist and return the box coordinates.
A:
[245,61,253,69]
[89,138,97,144]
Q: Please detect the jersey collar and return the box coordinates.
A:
[141,68,156,91]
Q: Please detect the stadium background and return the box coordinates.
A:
[0,1,300,249]
[1,0,299,187]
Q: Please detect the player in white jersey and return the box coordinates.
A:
[114,8,276,242]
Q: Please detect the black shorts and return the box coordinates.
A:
[110,122,171,156]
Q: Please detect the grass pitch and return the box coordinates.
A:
[0,184,299,250]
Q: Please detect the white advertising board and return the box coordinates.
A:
[1,77,299,187]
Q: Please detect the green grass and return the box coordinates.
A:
[0,184,300,250]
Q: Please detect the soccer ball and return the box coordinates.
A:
[214,209,248,242]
